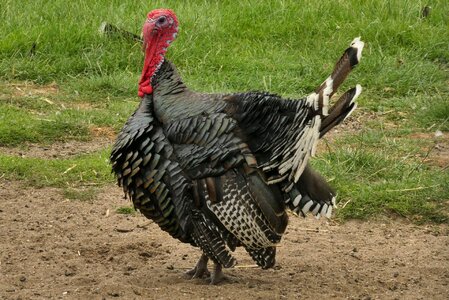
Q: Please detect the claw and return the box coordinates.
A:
[186,254,210,279]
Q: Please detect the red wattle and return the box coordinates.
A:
[138,83,153,98]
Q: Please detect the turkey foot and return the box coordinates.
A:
[210,263,226,285]
[186,254,210,279]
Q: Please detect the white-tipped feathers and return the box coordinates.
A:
[342,84,362,122]
[321,77,334,116]
[350,37,364,62]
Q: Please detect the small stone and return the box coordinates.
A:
[167,265,174,270]
[19,276,26,282]
[115,227,133,233]
[139,251,152,258]
[107,292,120,297]
[127,265,137,271]
[133,289,142,296]
[393,272,399,278]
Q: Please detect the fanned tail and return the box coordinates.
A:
[286,164,336,219]
[310,37,364,116]
[320,84,362,138]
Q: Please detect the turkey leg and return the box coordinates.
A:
[210,263,226,285]
[186,254,210,279]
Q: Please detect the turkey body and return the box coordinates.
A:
[111,61,292,270]
[110,8,364,284]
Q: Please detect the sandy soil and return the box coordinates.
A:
[1,179,448,300]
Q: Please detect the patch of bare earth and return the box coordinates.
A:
[1,179,448,299]
[409,132,449,170]
[6,82,60,97]
[0,137,113,159]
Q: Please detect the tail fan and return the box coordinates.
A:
[310,37,364,116]
[320,84,362,138]
[286,164,336,219]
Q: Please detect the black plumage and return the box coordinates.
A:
[111,9,364,284]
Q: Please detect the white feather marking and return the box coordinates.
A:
[321,77,333,116]
[351,84,362,104]
[292,116,321,182]
[350,37,365,62]
[331,196,337,207]
[310,118,321,156]
[343,84,362,121]
[301,200,314,214]
[311,204,321,215]
[306,93,319,110]
[292,194,302,207]
[321,203,328,217]
[315,214,321,220]
[326,205,333,218]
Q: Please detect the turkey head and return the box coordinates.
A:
[138,9,179,97]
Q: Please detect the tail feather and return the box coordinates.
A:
[312,37,364,116]
[287,164,336,219]
[320,84,362,138]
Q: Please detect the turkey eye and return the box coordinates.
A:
[157,16,167,25]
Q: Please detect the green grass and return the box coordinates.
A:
[0,149,113,187]
[116,206,136,215]
[63,187,98,202]
[0,0,448,223]
[0,84,137,146]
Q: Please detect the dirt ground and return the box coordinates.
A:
[1,178,448,300]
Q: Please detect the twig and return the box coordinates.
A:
[365,167,388,180]
[296,227,330,233]
[385,184,440,192]
[341,199,352,209]
[380,109,394,115]
[234,264,258,269]
[62,164,77,174]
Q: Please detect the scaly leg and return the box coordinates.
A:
[210,263,226,285]
[186,254,210,279]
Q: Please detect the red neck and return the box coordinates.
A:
[137,9,178,98]
[138,33,167,97]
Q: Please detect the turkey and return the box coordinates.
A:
[110,8,364,284]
